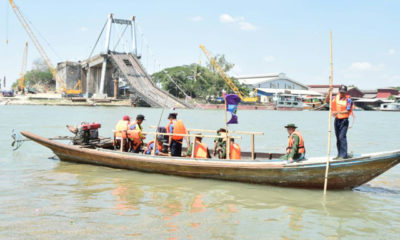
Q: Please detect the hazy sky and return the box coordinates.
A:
[1,0,399,89]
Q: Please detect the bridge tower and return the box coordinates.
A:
[93,14,138,98]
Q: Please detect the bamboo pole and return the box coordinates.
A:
[141,131,241,139]
[323,31,334,194]
[151,133,157,156]
[225,96,230,160]
[191,136,196,158]
[149,126,263,135]
[251,134,255,160]
[120,137,124,152]
[186,128,264,135]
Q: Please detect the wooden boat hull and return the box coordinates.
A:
[21,131,400,190]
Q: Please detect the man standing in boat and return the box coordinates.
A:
[166,113,187,157]
[326,85,353,159]
[281,124,306,163]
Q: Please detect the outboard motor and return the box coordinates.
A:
[74,122,101,145]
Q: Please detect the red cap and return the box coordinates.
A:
[123,115,130,121]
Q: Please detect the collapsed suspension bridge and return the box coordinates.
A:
[8,0,191,108]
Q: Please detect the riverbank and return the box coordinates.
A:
[1,94,276,110]
[0,93,132,107]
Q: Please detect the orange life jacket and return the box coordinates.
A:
[166,119,186,141]
[127,130,141,146]
[115,120,129,138]
[127,122,144,142]
[193,141,208,158]
[332,94,353,119]
[230,143,241,160]
[287,131,305,154]
[145,140,163,154]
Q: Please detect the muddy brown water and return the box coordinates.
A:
[1,105,399,239]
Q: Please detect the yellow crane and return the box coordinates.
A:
[199,44,257,102]
[18,41,28,93]
[8,0,81,95]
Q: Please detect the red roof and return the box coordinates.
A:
[376,92,392,99]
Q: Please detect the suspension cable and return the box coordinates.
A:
[113,24,129,51]
[87,19,108,60]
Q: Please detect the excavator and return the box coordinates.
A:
[199,44,258,103]
[8,0,81,96]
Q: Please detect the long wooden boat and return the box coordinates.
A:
[21,131,400,190]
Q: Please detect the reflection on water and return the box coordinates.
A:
[0,106,399,239]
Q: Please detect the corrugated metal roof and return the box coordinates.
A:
[257,88,323,96]
[236,73,309,89]
[363,93,377,99]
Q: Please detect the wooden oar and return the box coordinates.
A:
[323,31,334,194]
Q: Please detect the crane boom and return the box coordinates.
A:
[9,0,66,92]
[199,44,257,102]
[19,41,28,92]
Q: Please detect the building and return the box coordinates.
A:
[361,90,377,99]
[237,73,322,103]
[307,85,363,98]
[376,88,399,99]
[237,73,308,90]
[308,85,340,95]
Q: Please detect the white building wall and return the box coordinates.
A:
[256,79,307,90]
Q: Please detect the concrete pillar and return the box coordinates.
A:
[85,66,91,97]
[98,14,113,97]
[113,78,118,99]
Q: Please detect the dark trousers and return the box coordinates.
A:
[170,140,182,157]
[334,118,349,158]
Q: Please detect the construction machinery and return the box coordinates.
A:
[8,0,81,95]
[18,41,28,93]
[199,44,258,102]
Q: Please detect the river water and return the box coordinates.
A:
[1,105,399,239]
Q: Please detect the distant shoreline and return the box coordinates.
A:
[0,94,133,107]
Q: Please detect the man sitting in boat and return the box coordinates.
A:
[144,137,168,156]
[127,114,146,153]
[166,113,187,157]
[229,138,241,160]
[186,133,210,158]
[213,128,227,158]
[280,123,306,163]
[114,115,130,151]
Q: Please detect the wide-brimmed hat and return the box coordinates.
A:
[284,123,298,129]
[136,114,145,120]
[167,112,177,119]
[339,85,348,93]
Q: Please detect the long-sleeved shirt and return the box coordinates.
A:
[287,134,301,159]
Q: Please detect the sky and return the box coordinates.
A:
[0,0,399,89]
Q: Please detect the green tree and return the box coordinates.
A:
[152,63,249,100]
[23,59,55,90]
